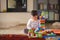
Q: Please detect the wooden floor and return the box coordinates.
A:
[0,23,60,34]
[0,24,26,34]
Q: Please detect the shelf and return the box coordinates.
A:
[37,0,60,22]
[46,20,59,23]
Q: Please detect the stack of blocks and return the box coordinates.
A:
[39,16,45,29]
[28,16,56,40]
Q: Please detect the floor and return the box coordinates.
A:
[0,23,60,34]
[0,24,26,34]
[0,24,60,40]
[0,23,55,34]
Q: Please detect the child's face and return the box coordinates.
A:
[32,16,38,20]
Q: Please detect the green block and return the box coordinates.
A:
[35,32,38,34]
[29,29,33,33]
[37,33,42,38]
[31,33,34,37]
[40,24,45,26]
[47,34,51,36]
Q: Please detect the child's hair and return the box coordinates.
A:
[31,10,38,16]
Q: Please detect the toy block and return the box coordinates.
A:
[40,24,45,26]
[40,22,45,23]
[40,20,45,22]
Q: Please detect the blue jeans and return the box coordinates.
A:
[24,28,29,34]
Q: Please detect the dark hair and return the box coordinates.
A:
[31,10,38,16]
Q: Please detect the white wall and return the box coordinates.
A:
[27,0,33,12]
[0,0,33,28]
[0,0,34,12]
[0,13,31,28]
[1,0,6,12]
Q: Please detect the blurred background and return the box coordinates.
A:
[0,0,60,34]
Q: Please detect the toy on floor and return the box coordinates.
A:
[28,16,56,38]
[43,31,56,40]
[58,38,60,40]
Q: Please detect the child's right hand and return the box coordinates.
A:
[32,28,35,31]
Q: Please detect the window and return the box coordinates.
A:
[7,0,27,12]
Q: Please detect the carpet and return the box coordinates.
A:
[0,34,45,40]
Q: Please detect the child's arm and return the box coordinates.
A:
[27,19,31,29]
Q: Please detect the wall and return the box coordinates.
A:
[0,0,33,12]
[0,0,33,28]
[1,0,6,12]
[27,0,33,12]
[0,13,31,28]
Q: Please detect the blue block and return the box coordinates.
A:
[43,35,56,38]
[58,38,60,40]
[43,36,47,38]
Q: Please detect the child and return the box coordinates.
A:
[24,10,40,34]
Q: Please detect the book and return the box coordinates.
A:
[50,4,53,10]
[45,11,48,19]
[55,13,59,20]
[48,12,55,20]
[56,4,59,10]
[44,4,47,10]
[40,3,44,10]
[55,4,57,9]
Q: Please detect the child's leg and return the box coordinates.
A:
[24,28,29,34]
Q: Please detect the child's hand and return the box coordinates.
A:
[32,28,35,30]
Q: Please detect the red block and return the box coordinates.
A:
[29,38,45,40]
